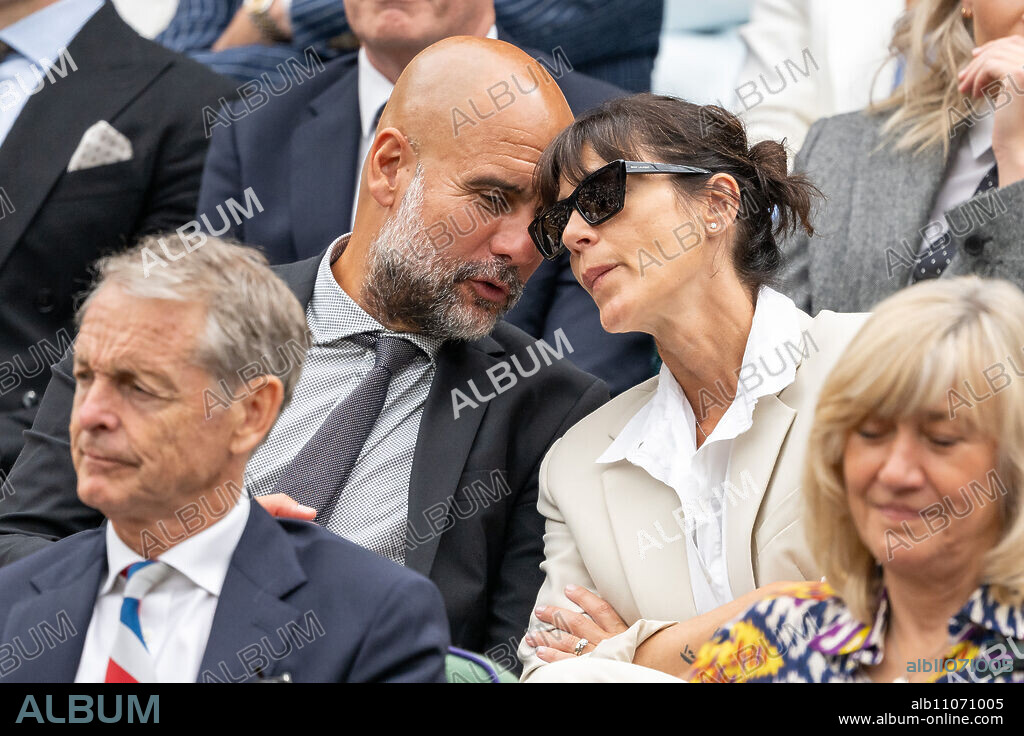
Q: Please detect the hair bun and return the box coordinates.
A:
[744,138,817,243]
[747,139,788,179]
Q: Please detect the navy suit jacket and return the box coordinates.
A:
[158,0,661,91]
[196,41,655,396]
[0,251,609,669]
[0,501,449,683]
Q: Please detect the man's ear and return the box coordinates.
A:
[227,375,284,457]
[365,127,417,209]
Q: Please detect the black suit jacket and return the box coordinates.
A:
[0,501,449,683]
[196,39,655,395]
[0,250,609,663]
[0,2,237,474]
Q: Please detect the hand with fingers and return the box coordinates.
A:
[958,35,1024,186]
[256,493,317,520]
[523,584,629,663]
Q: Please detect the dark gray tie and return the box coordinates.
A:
[272,332,421,522]
[0,41,11,62]
[372,101,386,131]
[913,163,998,282]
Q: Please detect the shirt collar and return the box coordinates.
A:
[952,584,1024,641]
[356,24,500,140]
[0,0,102,67]
[809,589,889,667]
[356,47,394,140]
[808,584,1024,666]
[967,112,994,161]
[307,235,444,360]
[102,493,250,598]
[596,286,804,464]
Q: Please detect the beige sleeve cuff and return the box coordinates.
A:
[589,619,678,662]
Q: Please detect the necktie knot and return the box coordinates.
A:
[122,559,173,599]
[375,334,421,375]
[350,332,421,374]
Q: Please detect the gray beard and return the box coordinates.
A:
[362,167,524,341]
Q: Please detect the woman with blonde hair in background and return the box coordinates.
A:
[782,0,1024,315]
[690,277,1024,683]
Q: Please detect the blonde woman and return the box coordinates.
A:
[782,0,1024,314]
[689,277,1024,683]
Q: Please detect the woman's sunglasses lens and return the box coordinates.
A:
[576,165,623,223]
[539,202,571,256]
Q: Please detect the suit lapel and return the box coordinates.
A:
[0,3,169,273]
[198,504,305,682]
[596,379,694,621]
[290,61,360,260]
[5,531,107,682]
[601,463,696,622]
[843,116,949,306]
[404,337,502,576]
[723,394,796,595]
[273,251,323,307]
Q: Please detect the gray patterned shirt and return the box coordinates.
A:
[245,235,443,564]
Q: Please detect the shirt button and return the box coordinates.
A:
[963,234,989,256]
[35,288,56,314]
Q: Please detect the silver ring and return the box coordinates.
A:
[573,638,589,656]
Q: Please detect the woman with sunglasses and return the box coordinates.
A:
[517,94,868,682]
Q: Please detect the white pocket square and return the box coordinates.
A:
[67,120,133,172]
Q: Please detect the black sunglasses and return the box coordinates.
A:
[529,159,712,260]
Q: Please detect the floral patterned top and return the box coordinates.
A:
[689,582,1024,683]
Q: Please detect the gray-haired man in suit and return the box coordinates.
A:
[0,37,609,670]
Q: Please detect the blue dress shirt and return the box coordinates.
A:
[0,0,102,147]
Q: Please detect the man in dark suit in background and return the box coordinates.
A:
[0,0,236,475]
[159,0,662,92]
[0,236,448,683]
[197,0,655,396]
[0,38,608,668]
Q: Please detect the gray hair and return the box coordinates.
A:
[76,233,311,405]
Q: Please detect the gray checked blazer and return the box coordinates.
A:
[780,109,1024,314]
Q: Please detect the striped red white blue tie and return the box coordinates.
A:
[104,560,172,683]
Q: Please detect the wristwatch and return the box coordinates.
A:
[244,0,289,43]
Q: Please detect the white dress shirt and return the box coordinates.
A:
[597,287,803,615]
[0,0,102,147]
[350,24,499,225]
[912,112,996,279]
[74,494,250,683]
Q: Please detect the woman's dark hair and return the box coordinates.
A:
[536,93,821,292]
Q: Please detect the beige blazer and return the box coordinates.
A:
[519,307,868,680]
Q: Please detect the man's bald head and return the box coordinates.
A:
[379,36,574,155]
[339,37,576,342]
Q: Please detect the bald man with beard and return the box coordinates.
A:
[0,37,609,670]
